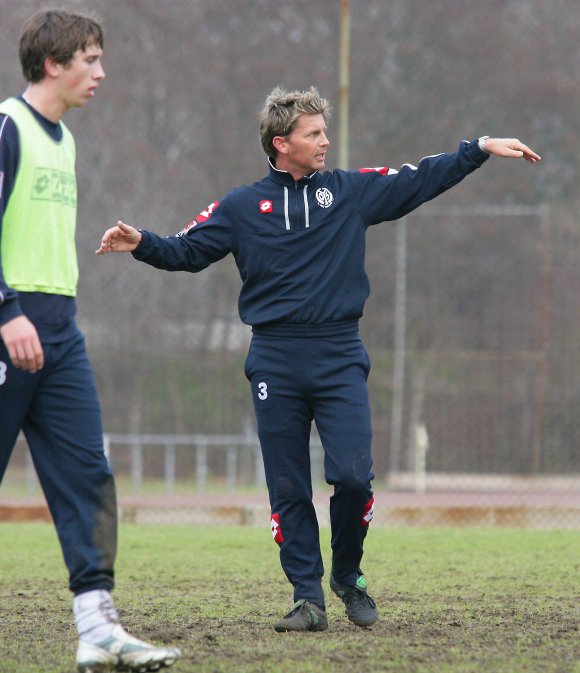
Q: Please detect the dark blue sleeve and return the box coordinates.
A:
[132,197,233,272]
[352,139,489,226]
[0,114,23,327]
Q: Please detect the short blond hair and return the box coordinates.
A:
[259,86,331,158]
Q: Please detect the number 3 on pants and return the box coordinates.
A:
[0,361,7,385]
[257,381,268,400]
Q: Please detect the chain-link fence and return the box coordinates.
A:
[1,0,579,527]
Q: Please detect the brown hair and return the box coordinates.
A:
[259,86,331,158]
[19,9,103,83]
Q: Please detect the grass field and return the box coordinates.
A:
[0,524,578,673]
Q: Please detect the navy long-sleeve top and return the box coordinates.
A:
[133,139,488,336]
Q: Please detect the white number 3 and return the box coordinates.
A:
[257,381,268,400]
[0,361,7,385]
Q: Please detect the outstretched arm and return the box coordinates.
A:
[96,199,233,273]
[356,136,541,225]
[95,220,142,254]
[483,137,541,163]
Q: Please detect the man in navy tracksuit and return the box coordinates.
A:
[97,86,540,632]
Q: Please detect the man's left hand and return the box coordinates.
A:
[485,138,541,163]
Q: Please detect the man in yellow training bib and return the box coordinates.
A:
[0,10,181,673]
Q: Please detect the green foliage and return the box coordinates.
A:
[0,524,578,673]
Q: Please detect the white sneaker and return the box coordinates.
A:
[76,624,181,672]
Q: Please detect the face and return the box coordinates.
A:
[54,42,105,109]
[275,113,329,179]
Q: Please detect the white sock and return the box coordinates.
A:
[74,589,119,644]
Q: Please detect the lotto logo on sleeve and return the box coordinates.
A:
[361,497,375,526]
[259,200,273,214]
[176,220,197,237]
[176,200,220,236]
[270,513,284,543]
[195,200,219,223]
[358,166,390,175]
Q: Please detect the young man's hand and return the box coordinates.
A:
[485,138,541,163]
[0,316,44,372]
[96,220,142,255]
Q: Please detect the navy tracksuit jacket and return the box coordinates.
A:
[134,139,489,605]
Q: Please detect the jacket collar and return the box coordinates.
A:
[267,158,319,186]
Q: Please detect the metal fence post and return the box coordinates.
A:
[226,445,237,490]
[196,440,208,491]
[390,216,407,475]
[164,442,176,495]
[131,442,143,493]
[26,448,36,495]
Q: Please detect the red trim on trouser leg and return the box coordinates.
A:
[270,513,285,543]
[361,497,374,526]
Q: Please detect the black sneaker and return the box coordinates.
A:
[330,573,378,627]
[273,599,328,632]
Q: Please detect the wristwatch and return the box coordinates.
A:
[478,136,490,154]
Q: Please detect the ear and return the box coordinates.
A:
[272,135,289,155]
[43,57,62,79]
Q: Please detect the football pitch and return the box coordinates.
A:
[0,524,578,673]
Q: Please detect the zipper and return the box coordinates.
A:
[283,186,290,230]
[282,184,309,230]
[303,185,310,228]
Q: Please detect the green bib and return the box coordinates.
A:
[0,97,78,296]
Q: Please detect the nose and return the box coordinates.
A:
[95,62,105,80]
[321,132,329,147]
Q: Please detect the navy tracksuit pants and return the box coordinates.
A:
[0,331,117,594]
[245,331,374,608]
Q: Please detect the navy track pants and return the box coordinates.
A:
[245,332,374,607]
[0,331,117,594]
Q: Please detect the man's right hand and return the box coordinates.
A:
[96,220,142,255]
[0,315,44,372]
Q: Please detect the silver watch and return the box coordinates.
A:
[478,135,490,154]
